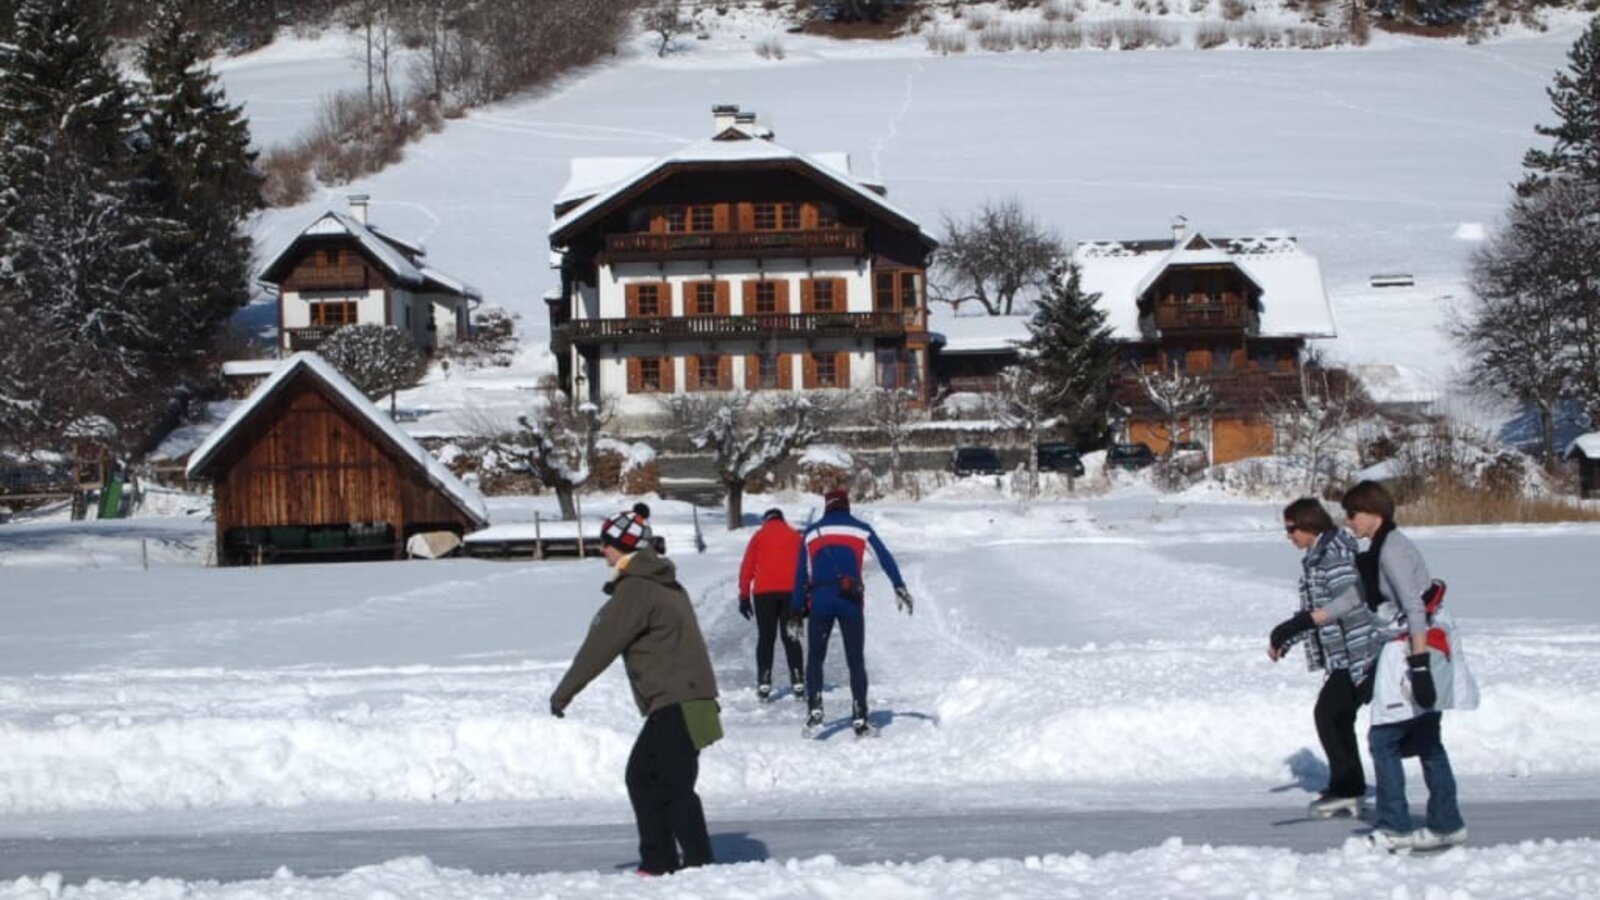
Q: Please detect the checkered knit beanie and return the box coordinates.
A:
[601,511,649,551]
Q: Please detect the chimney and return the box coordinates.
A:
[1171,214,1188,245]
[348,193,371,225]
[712,104,739,134]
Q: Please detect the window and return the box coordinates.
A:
[875,272,896,311]
[816,204,839,228]
[812,280,835,312]
[757,354,780,388]
[876,348,922,390]
[696,355,721,389]
[640,358,663,391]
[755,281,778,314]
[637,284,661,316]
[322,249,340,266]
[753,203,777,230]
[663,207,687,233]
[899,271,920,309]
[1213,343,1234,373]
[815,353,838,388]
[780,203,801,230]
[691,205,715,232]
[692,283,717,315]
[310,299,357,326]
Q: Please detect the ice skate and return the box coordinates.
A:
[756,683,772,702]
[1308,794,1362,819]
[802,705,824,738]
[1365,829,1417,853]
[851,701,877,738]
[1410,826,1468,853]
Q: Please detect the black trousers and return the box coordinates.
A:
[1315,668,1372,798]
[625,704,712,874]
[753,592,803,687]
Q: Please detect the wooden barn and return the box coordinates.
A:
[186,353,488,565]
[1567,433,1600,500]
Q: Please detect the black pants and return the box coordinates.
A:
[625,704,712,874]
[754,592,803,688]
[1315,669,1372,798]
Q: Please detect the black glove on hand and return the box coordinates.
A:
[895,586,914,616]
[550,697,567,718]
[738,597,753,621]
[1407,653,1437,709]
[1269,610,1315,654]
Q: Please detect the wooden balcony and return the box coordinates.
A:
[604,228,865,262]
[285,326,339,351]
[568,311,903,345]
[288,266,369,292]
[1115,370,1304,412]
[1154,301,1248,332]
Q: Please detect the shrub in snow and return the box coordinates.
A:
[316,324,425,402]
[799,444,854,493]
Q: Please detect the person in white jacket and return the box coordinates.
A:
[1342,480,1466,853]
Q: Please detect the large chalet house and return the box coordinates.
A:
[260,195,481,355]
[547,105,939,421]
[1074,219,1336,465]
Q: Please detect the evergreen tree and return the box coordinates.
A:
[1024,260,1118,446]
[0,0,178,448]
[1521,15,1600,194]
[138,0,263,336]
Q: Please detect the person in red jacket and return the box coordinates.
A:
[738,508,805,701]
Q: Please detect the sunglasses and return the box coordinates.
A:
[1284,525,1300,535]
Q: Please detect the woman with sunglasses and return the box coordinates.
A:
[1267,497,1380,819]
[1341,479,1466,852]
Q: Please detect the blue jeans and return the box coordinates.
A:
[1369,712,1464,833]
[806,606,867,711]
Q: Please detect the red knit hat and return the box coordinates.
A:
[823,488,850,513]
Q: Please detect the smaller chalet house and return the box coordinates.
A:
[260,195,481,355]
[1567,433,1600,499]
[186,353,488,565]
[547,105,939,422]
[1074,219,1336,465]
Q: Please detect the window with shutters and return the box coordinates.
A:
[754,281,778,314]
[663,207,687,233]
[690,205,715,231]
[693,355,721,390]
[640,358,664,391]
[637,284,661,316]
[691,282,717,316]
[310,299,358,326]
[780,203,801,230]
[815,353,838,388]
[811,280,835,312]
[756,354,780,389]
[753,203,777,230]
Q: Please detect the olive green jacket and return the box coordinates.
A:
[551,548,719,717]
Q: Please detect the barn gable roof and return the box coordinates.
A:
[186,353,489,527]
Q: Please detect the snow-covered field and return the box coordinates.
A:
[5,10,1600,896]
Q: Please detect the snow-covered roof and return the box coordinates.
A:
[931,314,1032,354]
[555,150,868,212]
[186,353,489,528]
[1566,432,1600,460]
[221,359,280,378]
[549,138,935,246]
[1345,363,1439,406]
[259,211,481,299]
[1073,231,1335,340]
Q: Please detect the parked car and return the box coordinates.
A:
[1106,442,1157,471]
[1036,442,1086,477]
[952,446,1004,477]
[1171,440,1208,463]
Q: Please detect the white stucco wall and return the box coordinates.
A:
[597,257,871,317]
[279,288,386,349]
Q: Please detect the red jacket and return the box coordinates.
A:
[738,518,802,600]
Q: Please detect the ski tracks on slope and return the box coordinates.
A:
[870,60,925,184]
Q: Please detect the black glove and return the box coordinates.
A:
[738,597,753,621]
[895,586,914,616]
[1269,610,1315,654]
[550,696,567,718]
[1408,653,1436,709]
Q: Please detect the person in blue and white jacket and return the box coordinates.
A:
[791,488,912,736]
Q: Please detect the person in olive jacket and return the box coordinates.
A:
[549,509,722,876]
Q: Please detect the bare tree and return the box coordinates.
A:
[869,387,917,494]
[996,365,1056,498]
[1136,364,1214,455]
[932,197,1062,316]
[488,381,611,520]
[643,0,686,58]
[316,324,424,414]
[1269,361,1368,495]
[663,392,827,530]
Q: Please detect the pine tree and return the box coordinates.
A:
[1024,260,1118,446]
[1521,15,1600,194]
[0,0,178,448]
[138,0,263,337]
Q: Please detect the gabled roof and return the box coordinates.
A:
[549,138,936,248]
[258,211,482,300]
[1073,230,1335,340]
[186,353,489,527]
[1567,432,1600,460]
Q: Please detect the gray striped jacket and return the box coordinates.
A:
[1299,530,1380,684]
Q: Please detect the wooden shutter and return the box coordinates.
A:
[744,354,761,391]
[685,354,700,391]
[625,283,639,318]
[778,353,794,390]
[834,278,848,311]
[627,357,642,394]
[800,279,815,314]
[742,280,757,315]
[774,280,790,314]
[660,356,675,393]
[716,280,731,316]
[801,203,818,230]
[648,209,666,234]
[736,202,754,231]
[802,352,818,389]
[718,356,733,390]
[835,351,851,388]
[714,203,730,231]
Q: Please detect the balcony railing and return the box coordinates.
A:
[286,326,339,351]
[289,266,369,291]
[1115,370,1304,411]
[604,228,865,262]
[1154,302,1248,331]
[568,311,903,345]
